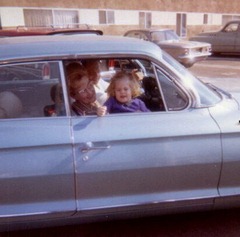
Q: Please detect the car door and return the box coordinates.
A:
[208,102,240,207]
[0,61,76,226]
[235,25,240,52]
[72,61,222,216]
[213,22,238,53]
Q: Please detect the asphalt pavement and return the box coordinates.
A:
[189,55,240,92]
[2,208,240,237]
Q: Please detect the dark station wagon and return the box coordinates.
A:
[190,20,240,55]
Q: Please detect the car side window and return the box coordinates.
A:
[156,69,188,111]
[224,23,238,32]
[0,62,66,119]
[65,57,189,115]
[151,31,165,41]
[127,31,148,41]
[138,32,148,41]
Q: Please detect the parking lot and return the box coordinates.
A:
[2,55,240,237]
[189,55,240,92]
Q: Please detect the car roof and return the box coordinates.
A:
[0,30,47,37]
[0,35,163,63]
[125,29,173,33]
[0,29,103,37]
[46,29,103,35]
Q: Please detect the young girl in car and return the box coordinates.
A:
[104,71,150,113]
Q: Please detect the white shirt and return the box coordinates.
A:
[94,78,109,105]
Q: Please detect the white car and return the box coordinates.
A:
[124,29,212,67]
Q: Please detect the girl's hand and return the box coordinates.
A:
[97,106,107,117]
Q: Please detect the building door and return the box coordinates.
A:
[176,13,187,38]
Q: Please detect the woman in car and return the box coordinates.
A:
[67,66,107,116]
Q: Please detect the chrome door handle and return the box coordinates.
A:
[81,142,111,153]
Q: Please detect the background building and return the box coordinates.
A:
[1,0,240,38]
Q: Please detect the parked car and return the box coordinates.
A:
[0,35,240,232]
[124,29,211,67]
[0,26,103,37]
[46,28,103,36]
[189,20,240,55]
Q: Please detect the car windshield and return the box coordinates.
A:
[162,51,221,107]
[151,30,179,42]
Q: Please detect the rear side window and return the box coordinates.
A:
[126,31,148,41]
[0,62,66,119]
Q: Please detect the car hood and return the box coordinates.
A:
[155,40,210,48]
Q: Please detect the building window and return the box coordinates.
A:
[23,9,79,28]
[222,15,240,25]
[139,12,152,28]
[24,9,53,27]
[203,14,208,24]
[53,10,79,27]
[176,13,187,37]
[99,10,115,24]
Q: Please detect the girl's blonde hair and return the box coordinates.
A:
[106,71,141,98]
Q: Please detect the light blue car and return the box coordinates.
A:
[0,35,240,231]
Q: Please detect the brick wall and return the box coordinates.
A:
[1,0,240,37]
[2,0,240,14]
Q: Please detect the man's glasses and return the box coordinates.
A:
[76,81,94,95]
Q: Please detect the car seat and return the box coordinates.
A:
[0,91,23,118]
[44,84,65,117]
[141,76,165,111]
